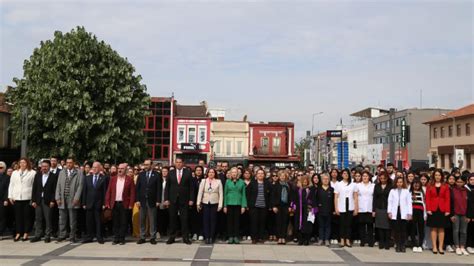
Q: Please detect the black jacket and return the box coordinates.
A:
[81,174,108,210]
[271,182,291,208]
[0,173,10,202]
[136,170,162,207]
[165,168,194,205]
[466,184,474,219]
[247,180,271,208]
[373,183,392,210]
[316,186,335,215]
[32,172,58,204]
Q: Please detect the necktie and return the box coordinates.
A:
[178,170,182,184]
[93,175,97,187]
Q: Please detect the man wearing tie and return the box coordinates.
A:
[136,159,162,245]
[164,157,194,245]
[81,161,108,244]
[55,157,84,243]
[30,160,58,243]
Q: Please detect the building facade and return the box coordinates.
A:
[172,104,211,166]
[369,108,451,170]
[144,97,174,165]
[0,91,20,166]
[248,122,299,168]
[424,104,474,171]
[210,121,249,165]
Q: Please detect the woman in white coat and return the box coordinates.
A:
[8,158,36,241]
[388,176,412,253]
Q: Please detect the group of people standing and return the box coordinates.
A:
[1,158,473,256]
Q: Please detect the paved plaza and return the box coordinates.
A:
[1,238,473,266]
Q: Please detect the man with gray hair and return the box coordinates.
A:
[55,157,84,243]
[0,161,10,240]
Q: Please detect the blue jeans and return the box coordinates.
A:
[318,214,331,241]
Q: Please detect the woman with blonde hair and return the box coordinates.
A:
[291,174,315,246]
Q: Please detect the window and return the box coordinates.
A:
[198,127,206,144]
[441,154,445,168]
[456,124,461,136]
[146,116,154,130]
[262,137,269,147]
[214,141,221,155]
[448,125,453,137]
[226,141,232,156]
[396,119,399,127]
[440,127,445,138]
[466,123,471,136]
[272,137,281,154]
[236,141,243,155]
[433,128,437,139]
[188,127,196,143]
[467,153,471,169]
[178,126,185,143]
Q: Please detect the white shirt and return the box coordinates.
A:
[357,182,375,213]
[387,188,412,220]
[334,181,358,213]
[8,169,36,201]
[42,172,50,197]
[160,178,167,209]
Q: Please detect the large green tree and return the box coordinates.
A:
[7,26,150,163]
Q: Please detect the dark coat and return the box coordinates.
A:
[0,173,10,202]
[291,187,315,234]
[82,173,108,210]
[165,168,194,205]
[247,180,271,208]
[136,170,162,207]
[32,171,58,204]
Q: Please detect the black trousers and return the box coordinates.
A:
[190,207,202,236]
[378,228,391,248]
[0,204,7,235]
[250,207,267,240]
[202,204,218,239]
[330,214,339,240]
[112,202,127,241]
[157,208,169,236]
[14,200,31,235]
[392,218,407,248]
[240,211,250,237]
[267,210,276,236]
[226,205,241,238]
[358,213,374,245]
[339,211,353,239]
[276,205,289,239]
[168,200,189,239]
[86,208,103,240]
[410,209,424,247]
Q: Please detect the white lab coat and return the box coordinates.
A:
[387,188,412,220]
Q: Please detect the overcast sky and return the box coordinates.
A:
[1,0,473,139]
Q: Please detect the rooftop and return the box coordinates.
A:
[424,104,474,124]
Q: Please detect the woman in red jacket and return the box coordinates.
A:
[426,169,451,254]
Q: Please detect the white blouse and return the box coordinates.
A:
[8,169,36,201]
[356,182,375,213]
[334,181,359,213]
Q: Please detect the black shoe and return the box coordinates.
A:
[112,240,119,245]
[30,237,41,243]
[137,239,146,244]
[44,237,51,243]
[205,238,210,244]
[56,237,66,242]
[81,239,93,244]
[166,238,175,245]
[70,238,77,243]
[303,240,309,246]
[401,246,406,253]
[150,238,157,245]
[298,240,304,246]
[184,238,192,245]
[120,240,125,245]
[384,246,390,250]
[98,239,104,244]
[21,237,29,242]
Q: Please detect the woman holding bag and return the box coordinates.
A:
[197,169,223,244]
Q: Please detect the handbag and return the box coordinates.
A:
[102,208,113,223]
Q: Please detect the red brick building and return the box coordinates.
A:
[248,122,299,168]
[172,104,211,166]
[144,97,174,165]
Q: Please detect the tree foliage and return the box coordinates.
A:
[7,26,150,163]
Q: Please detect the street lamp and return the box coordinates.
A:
[311,112,324,168]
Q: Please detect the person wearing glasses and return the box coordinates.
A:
[197,168,223,244]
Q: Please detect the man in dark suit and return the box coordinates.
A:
[164,157,194,245]
[136,159,162,245]
[49,156,61,238]
[30,160,58,243]
[0,161,10,240]
[81,161,108,244]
